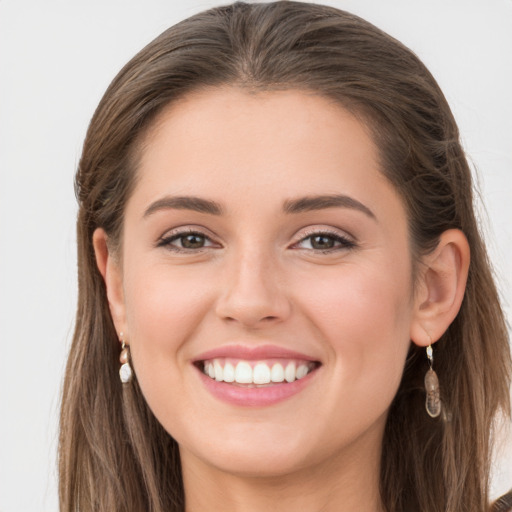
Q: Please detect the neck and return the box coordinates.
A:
[181,429,384,512]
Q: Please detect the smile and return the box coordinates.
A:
[193,345,322,407]
[201,358,318,386]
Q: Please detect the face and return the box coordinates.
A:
[106,88,419,478]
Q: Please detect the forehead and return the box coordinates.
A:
[130,87,403,223]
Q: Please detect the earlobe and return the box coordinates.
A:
[410,229,470,346]
[92,228,126,334]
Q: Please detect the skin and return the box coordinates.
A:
[94,88,470,512]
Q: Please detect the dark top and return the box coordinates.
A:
[491,490,512,512]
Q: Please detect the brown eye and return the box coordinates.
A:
[180,234,206,249]
[158,231,216,251]
[310,235,336,250]
[295,232,356,252]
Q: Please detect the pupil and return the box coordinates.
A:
[312,235,334,249]
[182,234,204,248]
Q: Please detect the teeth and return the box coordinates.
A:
[253,363,271,384]
[271,363,285,383]
[223,362,235,382]
[214,360,223,381]
[296,364,308,379]
[284,362,296,383]
[202,359,315,385]
[235,361,253,384]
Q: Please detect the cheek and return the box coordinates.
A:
[122,263,213,387]
[300,258,412,332]
[296,260,413,404]
[125,258,213,327]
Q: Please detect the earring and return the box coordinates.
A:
[119,332,133,384]
[424,344,441,418]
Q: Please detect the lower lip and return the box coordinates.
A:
[196,366,319,407]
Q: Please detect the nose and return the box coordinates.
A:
[215,247,292,329]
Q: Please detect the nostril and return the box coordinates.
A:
[220,313,283,327]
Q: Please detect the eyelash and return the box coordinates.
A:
[157,228,356,253]
[292,230,356,253]
[157,229,216,252]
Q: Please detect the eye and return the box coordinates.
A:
[157,230,217,251]
[294,232,356,252]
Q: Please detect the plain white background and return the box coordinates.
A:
[0,1,511,510]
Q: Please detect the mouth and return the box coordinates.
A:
[192,346,322,407]
[195,358,320,387]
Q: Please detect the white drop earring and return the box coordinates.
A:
[119,332,133,384]
[424,344,441,418]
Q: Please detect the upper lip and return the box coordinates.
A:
[193,344,320,363]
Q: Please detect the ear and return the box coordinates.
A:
[93,228,127,338]
[410,229,470,346]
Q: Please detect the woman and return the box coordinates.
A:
[59,2,512,511]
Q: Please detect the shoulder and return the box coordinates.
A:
[491,490,512,512]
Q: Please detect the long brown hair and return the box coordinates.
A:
[59,2,511,511]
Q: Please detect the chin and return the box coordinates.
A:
[197,446,311,478]
[179,423,316,478]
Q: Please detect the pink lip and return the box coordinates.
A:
[193,344,321,407]
[193,344,319,363]
[196,367,319,407]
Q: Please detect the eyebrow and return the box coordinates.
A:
[143,196,223,218]
[283,194,376,219]
[143,193,375,219]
